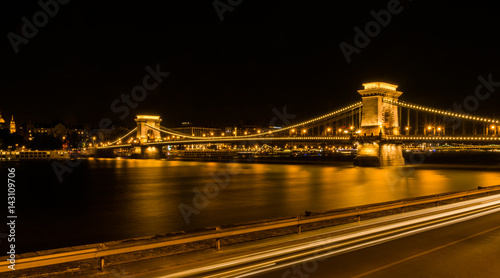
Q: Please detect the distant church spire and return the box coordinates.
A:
[10,115,16,134]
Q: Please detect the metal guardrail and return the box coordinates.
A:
[2,185,500,273]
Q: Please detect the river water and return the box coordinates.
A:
[3,158,500,253]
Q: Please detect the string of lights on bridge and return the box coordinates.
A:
[278,102,363,133]
[383,98,500,124]
[109,127,137,145]
[386,136,500,141]
[145,136,351,144]
[145,124,351,142]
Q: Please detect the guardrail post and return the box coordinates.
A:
[215,226,221,252]
[99,243,106,272]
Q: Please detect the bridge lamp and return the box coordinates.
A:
[221,132,225,136]
[491,125,496,130]
[244,132,248,135]
[338,128,342,132]
[302,129,307,134]
[405,127,409,131]
[203,134,206,137]
[257,130,261,133]
[427,126,432,130]
[291,129,295,133]
[210,132,214,136]
[344,130,349,134]
[327,128,331,132]
[350,126,354,130]
[437,127,442,131]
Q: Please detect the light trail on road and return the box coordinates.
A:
[157,195,500,278]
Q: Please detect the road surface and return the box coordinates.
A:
[255,209,500,278]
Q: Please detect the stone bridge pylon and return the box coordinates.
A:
[358,82,402,136]
[135,115,162,143]
[354,82,405,166]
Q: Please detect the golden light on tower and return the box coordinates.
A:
[10,115,16,134]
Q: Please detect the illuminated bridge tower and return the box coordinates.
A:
[135,115,162,143]
[354,82,405,166]
[358,82,402,136]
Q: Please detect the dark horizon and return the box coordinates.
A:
[2,0,500,128]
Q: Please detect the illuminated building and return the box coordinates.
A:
[10,115,16,133]
[0,111,6,129]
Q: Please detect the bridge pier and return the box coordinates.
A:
[137,146,161,159]
[354,141,404,166]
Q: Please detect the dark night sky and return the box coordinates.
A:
[1,0,499,128]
